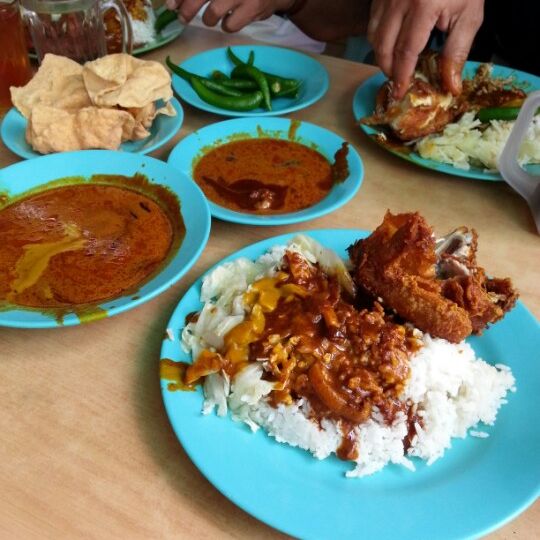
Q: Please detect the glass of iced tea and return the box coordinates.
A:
[21,0,133,64]
[0,0,32,114]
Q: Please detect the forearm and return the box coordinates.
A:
[289,0,371,42]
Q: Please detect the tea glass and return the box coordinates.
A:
[21,0,133,64]
[0,0,32,114]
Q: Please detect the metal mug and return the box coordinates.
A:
[21,0,133,64]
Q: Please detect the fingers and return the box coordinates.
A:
[175,0,209,24]
[201,0,241,27]
[221,1,266,32]
[440,4,484,95]
[391,8,438,99]
[367,0,384,43]
[369,1,407,81]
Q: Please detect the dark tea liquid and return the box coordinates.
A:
[0,1,32,112]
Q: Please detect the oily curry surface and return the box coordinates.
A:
[0,177,184,310]
[193,138,349,214]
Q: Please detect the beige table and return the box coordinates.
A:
[1,26,538,539]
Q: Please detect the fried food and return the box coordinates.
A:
[11,53,175,153]
[360,52,527,142]
[348,212,518,343]
[26,106,136,153]
[10,54,91,118]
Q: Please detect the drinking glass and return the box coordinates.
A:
[0,0,32,114]
[21,0,133,64]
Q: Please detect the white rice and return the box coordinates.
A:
[182,237,516,477]
[416,111,540,171]
[130,6,156,47]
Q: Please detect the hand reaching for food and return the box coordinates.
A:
[367,0,485,99]
[165,0,295,33]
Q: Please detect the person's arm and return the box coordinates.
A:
[287,0,370,42]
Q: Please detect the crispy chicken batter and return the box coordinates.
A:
[348,212,518,343]
[360,52,526,142]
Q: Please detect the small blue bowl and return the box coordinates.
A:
[170,45,329,117]
[0,150,210,329]
[0,97,184,160]
[167,116,364,226]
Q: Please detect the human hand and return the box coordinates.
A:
[367,0,484,99]
[165,0,295,33]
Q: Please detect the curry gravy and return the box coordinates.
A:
[0,176,184,310]
[193,138,349,214]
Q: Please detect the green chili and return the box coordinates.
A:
[227,47,244,67]
[190,77,264,111]
[477,106,540,123]
[247,50,255,65]
[231,64,272,110]
[154,9,177,33]
[165,57,243,97]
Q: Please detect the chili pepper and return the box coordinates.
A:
[477,106,540,123]
[211,71,259,90]
[274,82,301,99]
[154,9,177,33]
[247,50,255,66]
[190,77,264,111]
[231,64,272,110]
[262,71,301,91]
[211,70,229,80]
[166,57,244,97]
[227,47,244,67]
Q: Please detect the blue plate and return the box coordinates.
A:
[167,117,363,225]
[353,63,540,181]
[170,45,329,117]
[0,97,183,160]
[0,150,210,328]
[161,229,540,540]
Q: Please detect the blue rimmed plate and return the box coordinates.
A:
[167,116,363,225]
[0,97,183,160]
[161,229,540,540]
[0,150,210,328]
[353,63,540,181]
[170,45,329,117]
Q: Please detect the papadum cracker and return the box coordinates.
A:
[10,54,91,118]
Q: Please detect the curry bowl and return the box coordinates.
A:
[0,150,211,328]
[167,117,364,225]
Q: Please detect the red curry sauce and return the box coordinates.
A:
[0,177,183,309]
[193,138,349,214]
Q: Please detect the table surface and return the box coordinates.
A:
[1,25,538,540]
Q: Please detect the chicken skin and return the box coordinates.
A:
[348,212,518,343]
[360,52,526,142]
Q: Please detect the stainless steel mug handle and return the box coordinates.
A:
[100,0,133,54]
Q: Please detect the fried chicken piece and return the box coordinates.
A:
[360,52,527,142]
[360,52,462,141]
[348,212,518,343]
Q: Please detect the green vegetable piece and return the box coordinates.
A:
[247,50,255,66]
[477,106,540,123]
[154,9,177,33]
[199,79,244,97]
[231,64,272,111]
[166,57,244,97]
[211,70,229,80]
[165,56,197,82]
[269,80,281,95]
[190,77,264,111]
[227,47,244,67]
